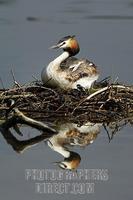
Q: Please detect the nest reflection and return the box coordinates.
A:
[0,115,132,170]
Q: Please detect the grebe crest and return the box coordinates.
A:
[53,35,80,56]
[57,151,81,170]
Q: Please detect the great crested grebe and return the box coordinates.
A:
[41,35,99,90]
[47,122,101,170]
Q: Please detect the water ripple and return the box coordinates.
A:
[84,15,133,20]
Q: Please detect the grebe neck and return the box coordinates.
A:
[52,51,70,66]
[47,140,70,158]
[53,146,70,158]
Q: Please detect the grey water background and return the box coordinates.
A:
[0,0,133,199]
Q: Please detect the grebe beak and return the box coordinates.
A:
[49,44,61,49]
[52,161,61,165]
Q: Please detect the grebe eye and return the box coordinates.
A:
[63,163,67,168]
[62,42,66,45]
[60,163,67,169]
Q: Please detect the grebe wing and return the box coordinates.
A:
[65,59,99,82]
[60,57,78,69]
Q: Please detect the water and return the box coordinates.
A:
[0,0,133,199]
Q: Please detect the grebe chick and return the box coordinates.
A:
[41,35,99,90]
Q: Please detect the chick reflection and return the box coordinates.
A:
[47,122,101,170]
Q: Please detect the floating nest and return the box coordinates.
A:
[0,80,133,126]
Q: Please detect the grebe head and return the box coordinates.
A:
[50,35,80,56]
[55,151,81,170]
